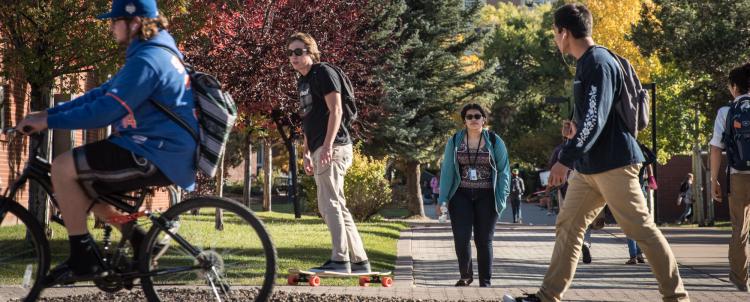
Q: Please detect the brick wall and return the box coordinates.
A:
[655,154,730,223]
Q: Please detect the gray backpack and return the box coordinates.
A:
[605,48,650,137]
[149,45,238,177]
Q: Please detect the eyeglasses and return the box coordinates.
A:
[464,114,483,120]
[287,48,308,57]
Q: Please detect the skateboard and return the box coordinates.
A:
[287,268,393,287]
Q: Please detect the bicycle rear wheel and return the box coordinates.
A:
[0,198,51,302]
[139,196,276,302]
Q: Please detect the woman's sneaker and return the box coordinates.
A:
[309,260,351,273]
[625,257,637,265]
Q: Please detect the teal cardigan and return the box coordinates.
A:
[438,129,511,215]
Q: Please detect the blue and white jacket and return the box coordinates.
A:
[46,30,198,191]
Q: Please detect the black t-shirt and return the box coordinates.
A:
[297,63,352,153]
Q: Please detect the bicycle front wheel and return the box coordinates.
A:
[139,196,276,302]
[0,198,51,302]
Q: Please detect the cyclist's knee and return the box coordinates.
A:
[51,151,77,181]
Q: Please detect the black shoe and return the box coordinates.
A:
[625,257,637,265]
[455,277,473,286]
[310,259,351,273]
[352,260,371,273]
[502,293,541,302]
[45,259,103,286]
[581,244,592,264]
[636,255,645,263]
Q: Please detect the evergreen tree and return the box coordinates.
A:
[371,0,499,217]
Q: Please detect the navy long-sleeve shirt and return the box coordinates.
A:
[557,46,644,174]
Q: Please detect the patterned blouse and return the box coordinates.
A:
[457,139,493,189]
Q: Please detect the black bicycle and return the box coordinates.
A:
[0,128,276,302]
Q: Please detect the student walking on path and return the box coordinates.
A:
[504,3,688,302]
[438,103,510,287]
[509,169,525,223]
[709,63,750,292]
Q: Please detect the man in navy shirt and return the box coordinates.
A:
[18,0,197,283]
[505,3,688,302]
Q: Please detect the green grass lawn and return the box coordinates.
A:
[0,199,408,287]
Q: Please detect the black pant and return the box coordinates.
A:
[509,194,522,222]
[448,188,498,286]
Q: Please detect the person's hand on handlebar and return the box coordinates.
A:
[17,112,48,135]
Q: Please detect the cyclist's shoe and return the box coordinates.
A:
[581,243,592,264]
[502,293,542,302]
[309,260,351,273]
[351,260,371,273]
[45,235,104,286]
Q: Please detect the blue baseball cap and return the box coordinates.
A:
[97,0,159,19]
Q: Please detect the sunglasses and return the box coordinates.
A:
[287,48,308,57]
[464,114,484,120]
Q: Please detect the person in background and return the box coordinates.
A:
[509,169,525,223]
[431,174,441,217]
[676,173,694,224]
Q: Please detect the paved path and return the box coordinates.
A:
[3,201,749,301]
[402,201,750,301]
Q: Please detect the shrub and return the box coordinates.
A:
[300,146,391,221]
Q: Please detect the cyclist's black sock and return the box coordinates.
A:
[130,226,148,259]
[67,233,101,275]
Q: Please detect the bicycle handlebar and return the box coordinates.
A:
[3,127,45,160]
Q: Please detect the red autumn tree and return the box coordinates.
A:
[183,0,391,214]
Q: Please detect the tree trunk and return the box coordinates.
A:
[262,139,272,211]
[288,137,300,218]
[27,82,53,235]
[215,154,225,230]
[405,160,425,218]
[243,139,253,207]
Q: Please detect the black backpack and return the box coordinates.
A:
[311,62,358,129]
[604,48,650,137]
[722,96,750,171]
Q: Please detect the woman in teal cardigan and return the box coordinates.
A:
[438,103,511,287]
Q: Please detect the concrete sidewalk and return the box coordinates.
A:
[3,201,749,302]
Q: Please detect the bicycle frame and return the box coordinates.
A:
[0,131,207,287]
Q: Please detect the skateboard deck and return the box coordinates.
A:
[287,268,393,287]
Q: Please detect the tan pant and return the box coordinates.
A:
[729,174,750,285]
[312,144,368,262]
[537,165,689,302]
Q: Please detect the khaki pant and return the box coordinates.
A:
[312,144,368,262]
[729,174,750,285]
[537,165,689,302]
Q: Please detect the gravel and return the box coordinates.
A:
[26,288,492,302]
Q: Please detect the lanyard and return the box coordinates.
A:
[465,134,483,168]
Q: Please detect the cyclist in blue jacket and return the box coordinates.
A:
[17,0,197,283]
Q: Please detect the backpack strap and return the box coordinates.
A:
[149,99,199,142]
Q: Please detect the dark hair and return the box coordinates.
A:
[460,103,487,120]
[728,63,750,95]
[553,3,592,39]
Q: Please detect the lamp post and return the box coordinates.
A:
[642,82,658,223]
